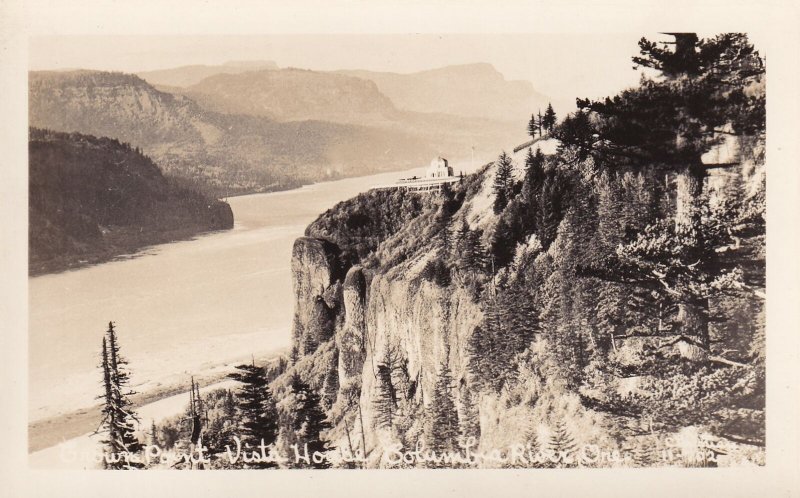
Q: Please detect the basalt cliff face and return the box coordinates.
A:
[289,230,483,463]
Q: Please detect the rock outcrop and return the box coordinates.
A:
[291,237,345,355]
[337,266,368,387]
[357,275,481,450]
[289,229,483,460]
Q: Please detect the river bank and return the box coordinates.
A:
[29,348,288,453]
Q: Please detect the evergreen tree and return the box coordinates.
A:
[440,219,453,256]
[631,435,660,467]
[373,343,403,430]
[321,356,340,410]
[547,420,579,468]
[578,33,763,168]
[462,227,486,274]
[492,152,514,214]
[426,360,460,458]
[524,430,544,468]
[422,257,452,287]
[437,184,459,257]
[455,219,485,274]
[458,384,480,445]
[632,33,702,77]
[522,148,545,205]
[554,109,595,161]
[543,103,557,133]
[150,420,158,446]
[289,374,332,469]
[537,110,544,137]
[528,112,540,139]
[490,217,516,269]
[98,322,143,469]
[467,288,539,391]
[222,389,236,418]
[537,171,566,249]
[228,363,279,468]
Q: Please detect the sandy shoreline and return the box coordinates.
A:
[28,348,287,454]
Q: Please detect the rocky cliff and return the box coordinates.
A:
[288,225,484,464]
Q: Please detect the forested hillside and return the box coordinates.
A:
[29,128,234,275]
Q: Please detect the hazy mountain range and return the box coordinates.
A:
[336,63,549,123]
[138,60,280,87]
[29,62,549,196]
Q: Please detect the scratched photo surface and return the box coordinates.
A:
[26,32,766,470]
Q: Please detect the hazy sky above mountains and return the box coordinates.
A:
[30,34,653,106]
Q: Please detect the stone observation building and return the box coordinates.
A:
[372,156,461,192]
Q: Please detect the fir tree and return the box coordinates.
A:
[537,171,566,249]
[289,374,332,469]
[228,362,279,468]
[425,360,460,459]
[439,219,453,257]
[490,217,516,269]
[631,435,661,467]
[458,384,480,445]
[525,430,544,468]
[547,420,579,468]
[373,343,402,430]
[222,389,236,418]
[463,228,486,274]
[456,220,486,274]
[492,152,514,214]
[528,112,540,139]
[522,147,545,205]
[321,356,340,410]
[537,110,544,137]
[98,322,143,469]
[467,288,539,391]
[542,103,557,133]
[150,420,158,446]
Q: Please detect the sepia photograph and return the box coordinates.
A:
[1,1,799,496]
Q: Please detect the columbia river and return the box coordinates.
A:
[28,167,439,433]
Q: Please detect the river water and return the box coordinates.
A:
[28,167,435,423]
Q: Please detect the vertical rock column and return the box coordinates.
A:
[290,237,342,357]
[337,266,367,388]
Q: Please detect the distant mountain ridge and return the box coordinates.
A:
[179,68,400,123]
[141,64,533,171]
[30,64,542,197]
[137,60,279,87]
[336,63,550,123]
[140,61,550,124]
[29,70,438,196]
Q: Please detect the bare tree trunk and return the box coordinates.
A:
[344,416,356,466]
[358,399,367,467]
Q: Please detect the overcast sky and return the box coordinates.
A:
[29,34,658,107]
